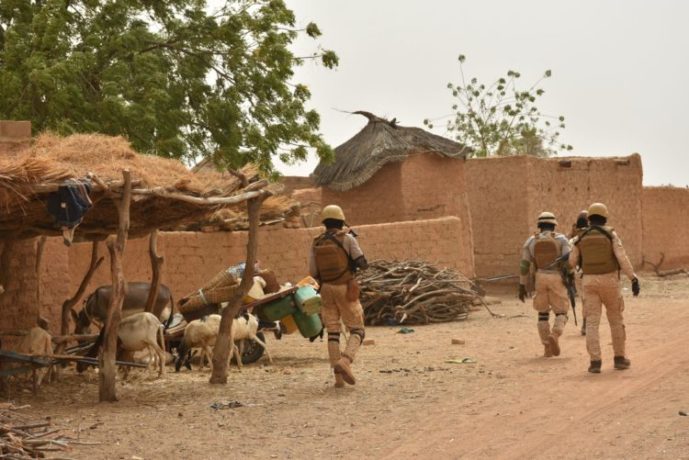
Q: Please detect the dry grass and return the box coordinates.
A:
[0,133,258,206]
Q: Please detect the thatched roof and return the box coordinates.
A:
[312,112,472,191]
[0,134,274,241]
[183,158,299,231]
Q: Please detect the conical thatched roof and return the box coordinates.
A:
[312,112,472,191]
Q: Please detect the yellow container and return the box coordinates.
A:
[296,276,319,289]
[280,314,298,334]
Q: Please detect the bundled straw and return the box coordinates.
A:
[359,260,482,325]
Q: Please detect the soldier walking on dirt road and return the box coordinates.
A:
[519,212,571,357]
[569,202,640,373]
[309,205,369,388]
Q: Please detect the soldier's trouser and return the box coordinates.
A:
[533,271,569,344]
[582,273,626,361]
[320,283,365,364]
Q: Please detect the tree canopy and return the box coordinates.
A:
[0,0,338,171]
[425,55,572,157]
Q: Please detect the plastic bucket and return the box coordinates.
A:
[293,286,321,315]
[280,314,298,334]
[255,295,296,322]
[293,309,323,339]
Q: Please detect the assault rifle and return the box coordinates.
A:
[561,265,578,326]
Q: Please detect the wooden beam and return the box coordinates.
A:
[144,230,164,314]
[99,170,131,403]
[129,182,268,206]
[59,241,104,339]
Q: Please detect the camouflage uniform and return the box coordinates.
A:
[309,228,366,386]
[521,229,571,357]
[570,226,636,368]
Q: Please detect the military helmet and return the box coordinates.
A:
[321,204,345,222]
[575,210,589,229]
[537,211,557,226]
[587,202,609,219]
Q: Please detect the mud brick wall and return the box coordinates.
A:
[465,156,531,278]
[30,217,472,333]
[642,187,689,269]
[0,239,40,343]
[319,153,472,226]
[281,176,315,195]
[466,154,643,277]
[320,160,405,226]
[317,153,474,272]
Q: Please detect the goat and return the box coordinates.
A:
[176,312,272,371]
[175,314,221,372]
[77,312,165,380]
[17,327,54,387]
[230,313,272,369]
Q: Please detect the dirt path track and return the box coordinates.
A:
[7,276,689,459]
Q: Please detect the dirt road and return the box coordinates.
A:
[6,275,689,459]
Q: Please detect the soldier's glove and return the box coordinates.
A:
[631,277,640,297]
[518,284,527,303]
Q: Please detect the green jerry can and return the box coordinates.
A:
[293,309,323,339]
[256,294,297,322]
[293,285,322,315]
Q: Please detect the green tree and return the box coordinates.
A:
[425,55,572,157]
[0,0,338,171]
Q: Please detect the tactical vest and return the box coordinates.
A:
[577,226,619,275]
[313,231,352,284]
[533,232,561,269]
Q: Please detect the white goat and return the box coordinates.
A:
[17,327,54,386]
[175,314,221,372]
[230,313,272,369]
[176,311,271,371]
[114,312,166,379]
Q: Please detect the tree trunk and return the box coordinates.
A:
[60,241,104,338]
[99,170,131,402]
[210,193,267,384]
[144,230,164,315]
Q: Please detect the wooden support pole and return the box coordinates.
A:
[210,191,268,384]
[99,170,131,402]
[144,230,164,315]
[35,236,47,328]
[59,241,104,339]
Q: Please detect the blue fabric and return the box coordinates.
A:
[46,179,92,227]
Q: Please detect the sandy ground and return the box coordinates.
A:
[4,274,689,459]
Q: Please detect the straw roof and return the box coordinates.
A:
[312,111,472,191]
[0,133,274,241]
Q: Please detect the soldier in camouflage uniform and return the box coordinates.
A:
[519,212,571,357]
[309,205,368,387]
[569,203,640,373]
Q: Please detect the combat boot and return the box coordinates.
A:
[334,370,345,388]
[614,356,631,370]
[543,342,553,358]
[334,356,356,385]
[547,334,561,356]
[588,360,602,373]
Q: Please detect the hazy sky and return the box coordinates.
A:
[277,0,689,186]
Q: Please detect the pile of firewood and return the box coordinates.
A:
[0,404,83,459]
[359,260,483,325]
